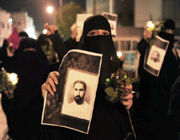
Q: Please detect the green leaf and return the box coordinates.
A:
[105,95,119,103]
[131,77,139,83]
[104,87,118,96]
[105,78,111,86]
[109,94,119,102]
[106,78,110,82]
[105,95,111,101]
[125,77,131,85]
[111,96,119,103]
[124,75,127,79]
[104,87,120,103]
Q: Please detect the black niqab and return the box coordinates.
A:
[12,38,49,139]
[0,39,15,72]
[158,19,175,51]
[79,15,119,88]
[158,31,174,51]
[14,38,48,110]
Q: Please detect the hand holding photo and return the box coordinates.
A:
[41,49,102,134]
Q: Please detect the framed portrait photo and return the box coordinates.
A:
[41,49,102,134]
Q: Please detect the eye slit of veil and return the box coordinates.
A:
[23,48,37,52]
[87,29,110,36]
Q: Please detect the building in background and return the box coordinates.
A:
[85,0,180,74]
[134,0,180,74]
[86,0,134,26]
[134,0,180,28]
[11,11,37,39]
[86,0,109,15]
[0,9,12,46]
[86,0,138,73]
[113,27,143,73]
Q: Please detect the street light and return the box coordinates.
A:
[46,6,54,14]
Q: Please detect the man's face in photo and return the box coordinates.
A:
[73,82,86,104]
[151,51,160,62]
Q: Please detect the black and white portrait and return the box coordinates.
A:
[62,68,97,121]
[150,51,160,62]
[147,45,166,70]
[144,35,169,76]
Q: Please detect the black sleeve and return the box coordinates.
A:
[167,75,180,140]
[167,94,180,140]
[64,37,78,50]
[48,30,68,63]
[136,38,149,76]
[1,93,15,138]
[129,97,150,140]
[136,38,148,55]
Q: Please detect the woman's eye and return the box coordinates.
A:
[102,32,109,35]
[87,30,109,36]
[87,31,98,36]
[90,32,95,36]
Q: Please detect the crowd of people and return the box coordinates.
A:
[0,15,180,140]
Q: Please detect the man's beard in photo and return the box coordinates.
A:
[74,95,84,105]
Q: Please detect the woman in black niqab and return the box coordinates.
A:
[78,15,120,110]
[79,15,119,88]
[0,39,15,72]
[12,38,49,140]
[41,15,147,140]
[74,15,135,140]
[0,39,17,138]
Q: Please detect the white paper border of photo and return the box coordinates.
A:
[144,35,169,76]
[146,45,166,70]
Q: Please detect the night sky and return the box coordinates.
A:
[0,0,85,32]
